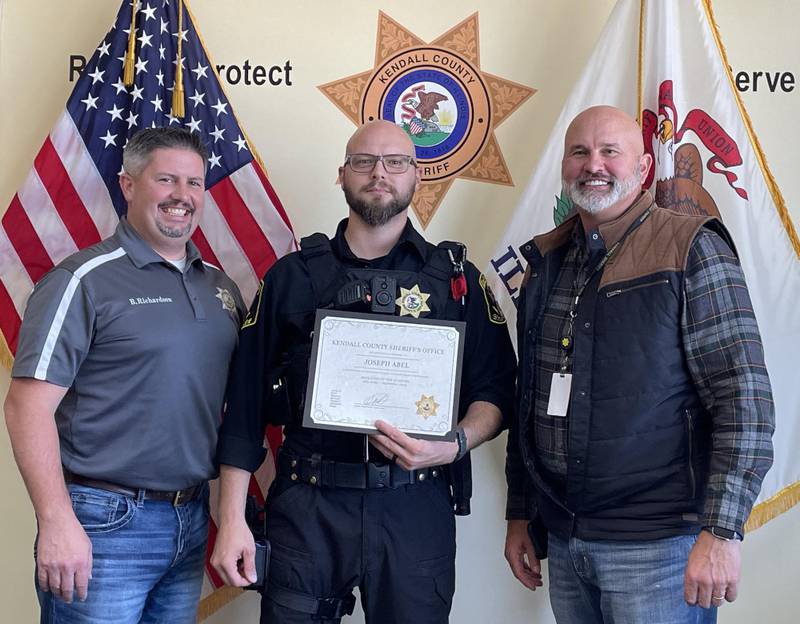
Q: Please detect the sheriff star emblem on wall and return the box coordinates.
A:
[319,12,536,228]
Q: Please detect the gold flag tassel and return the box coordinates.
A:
[171,0,186,118]
[122,0,138,86]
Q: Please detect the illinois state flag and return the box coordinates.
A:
[0,0,294,619]
[487,0,800,530]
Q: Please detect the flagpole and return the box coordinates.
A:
[700,0,800,259]
[636,0,645,124]
[199,586,244,621]
[183,1,277,182]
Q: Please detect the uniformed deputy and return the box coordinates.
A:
[211,120,516,623]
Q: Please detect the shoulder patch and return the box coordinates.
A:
[241,280,264,329]
[479,273,506,324]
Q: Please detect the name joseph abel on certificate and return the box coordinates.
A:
[304,311,464,438]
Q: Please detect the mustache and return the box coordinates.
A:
[158,199,195,213]
[361,181,394,193]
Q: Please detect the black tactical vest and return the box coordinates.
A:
[277,233,474,514]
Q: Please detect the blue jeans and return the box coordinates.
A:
[547,533,717,624]
[36,484,209,623]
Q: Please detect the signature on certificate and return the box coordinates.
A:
[360,392,390,408]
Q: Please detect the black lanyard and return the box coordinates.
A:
[558,203,654,372]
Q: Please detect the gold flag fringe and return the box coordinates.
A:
[745,481,800,532]
[122,0,138,86]
[198,586,243,621]
[702,0,800,259]
[171,0,186,118]
[0,332,13,372]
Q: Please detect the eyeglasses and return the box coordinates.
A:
[344,153,417,174]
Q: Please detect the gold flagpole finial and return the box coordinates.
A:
[123,0,138,86]
[171,0,186,118]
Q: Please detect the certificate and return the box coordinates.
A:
[303,310,465,439]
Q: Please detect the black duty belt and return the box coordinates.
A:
[64,472,204,506]
[277,452,442,489]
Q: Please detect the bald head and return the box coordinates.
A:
[561,106,652,221]
[345,119,416,158]
[564,106,645,158]
[339,120,420,228]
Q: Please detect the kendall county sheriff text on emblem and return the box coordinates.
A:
[319,12,535,227]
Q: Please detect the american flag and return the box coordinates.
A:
[0,0,293,617]
[0,0,296,360]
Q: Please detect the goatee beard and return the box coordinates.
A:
[564,170,642,215]
[343,185,413,227]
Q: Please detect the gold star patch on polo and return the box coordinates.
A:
[396,284,431,318]
[215,287,236,313]
[415,394,440,419]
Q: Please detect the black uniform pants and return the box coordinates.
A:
[260,472,456,623]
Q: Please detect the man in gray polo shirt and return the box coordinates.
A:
[4,127,244,623]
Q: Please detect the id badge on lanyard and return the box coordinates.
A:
[547,372,572,417]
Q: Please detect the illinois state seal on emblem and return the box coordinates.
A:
[319,12,536,228]
[362,47,491,185]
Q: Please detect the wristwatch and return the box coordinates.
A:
[453,426,468,462]
[703,526,742,541]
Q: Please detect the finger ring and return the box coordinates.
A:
[712,595,725,601]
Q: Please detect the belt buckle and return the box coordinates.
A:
[366,462,389,488]
[172,489,187,506]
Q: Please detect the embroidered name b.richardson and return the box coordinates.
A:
[128,296,174,305]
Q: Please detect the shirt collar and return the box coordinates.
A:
[331,217,428,262]
[572,217,607,258]
[595,190,655,249]
[114,217,204,270]
[525,190,655,261]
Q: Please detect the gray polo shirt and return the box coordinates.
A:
[12,218,245,490]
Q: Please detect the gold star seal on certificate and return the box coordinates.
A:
[416,395,440,419]
[318,12,536,228]
[396,284,430,317]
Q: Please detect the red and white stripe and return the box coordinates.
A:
[1,111,114,353]
[1,112,297,354]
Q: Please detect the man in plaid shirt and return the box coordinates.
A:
[504,106,774,624]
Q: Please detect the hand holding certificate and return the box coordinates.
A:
[303,310,465,439]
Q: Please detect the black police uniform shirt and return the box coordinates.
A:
[217,218,516,469]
